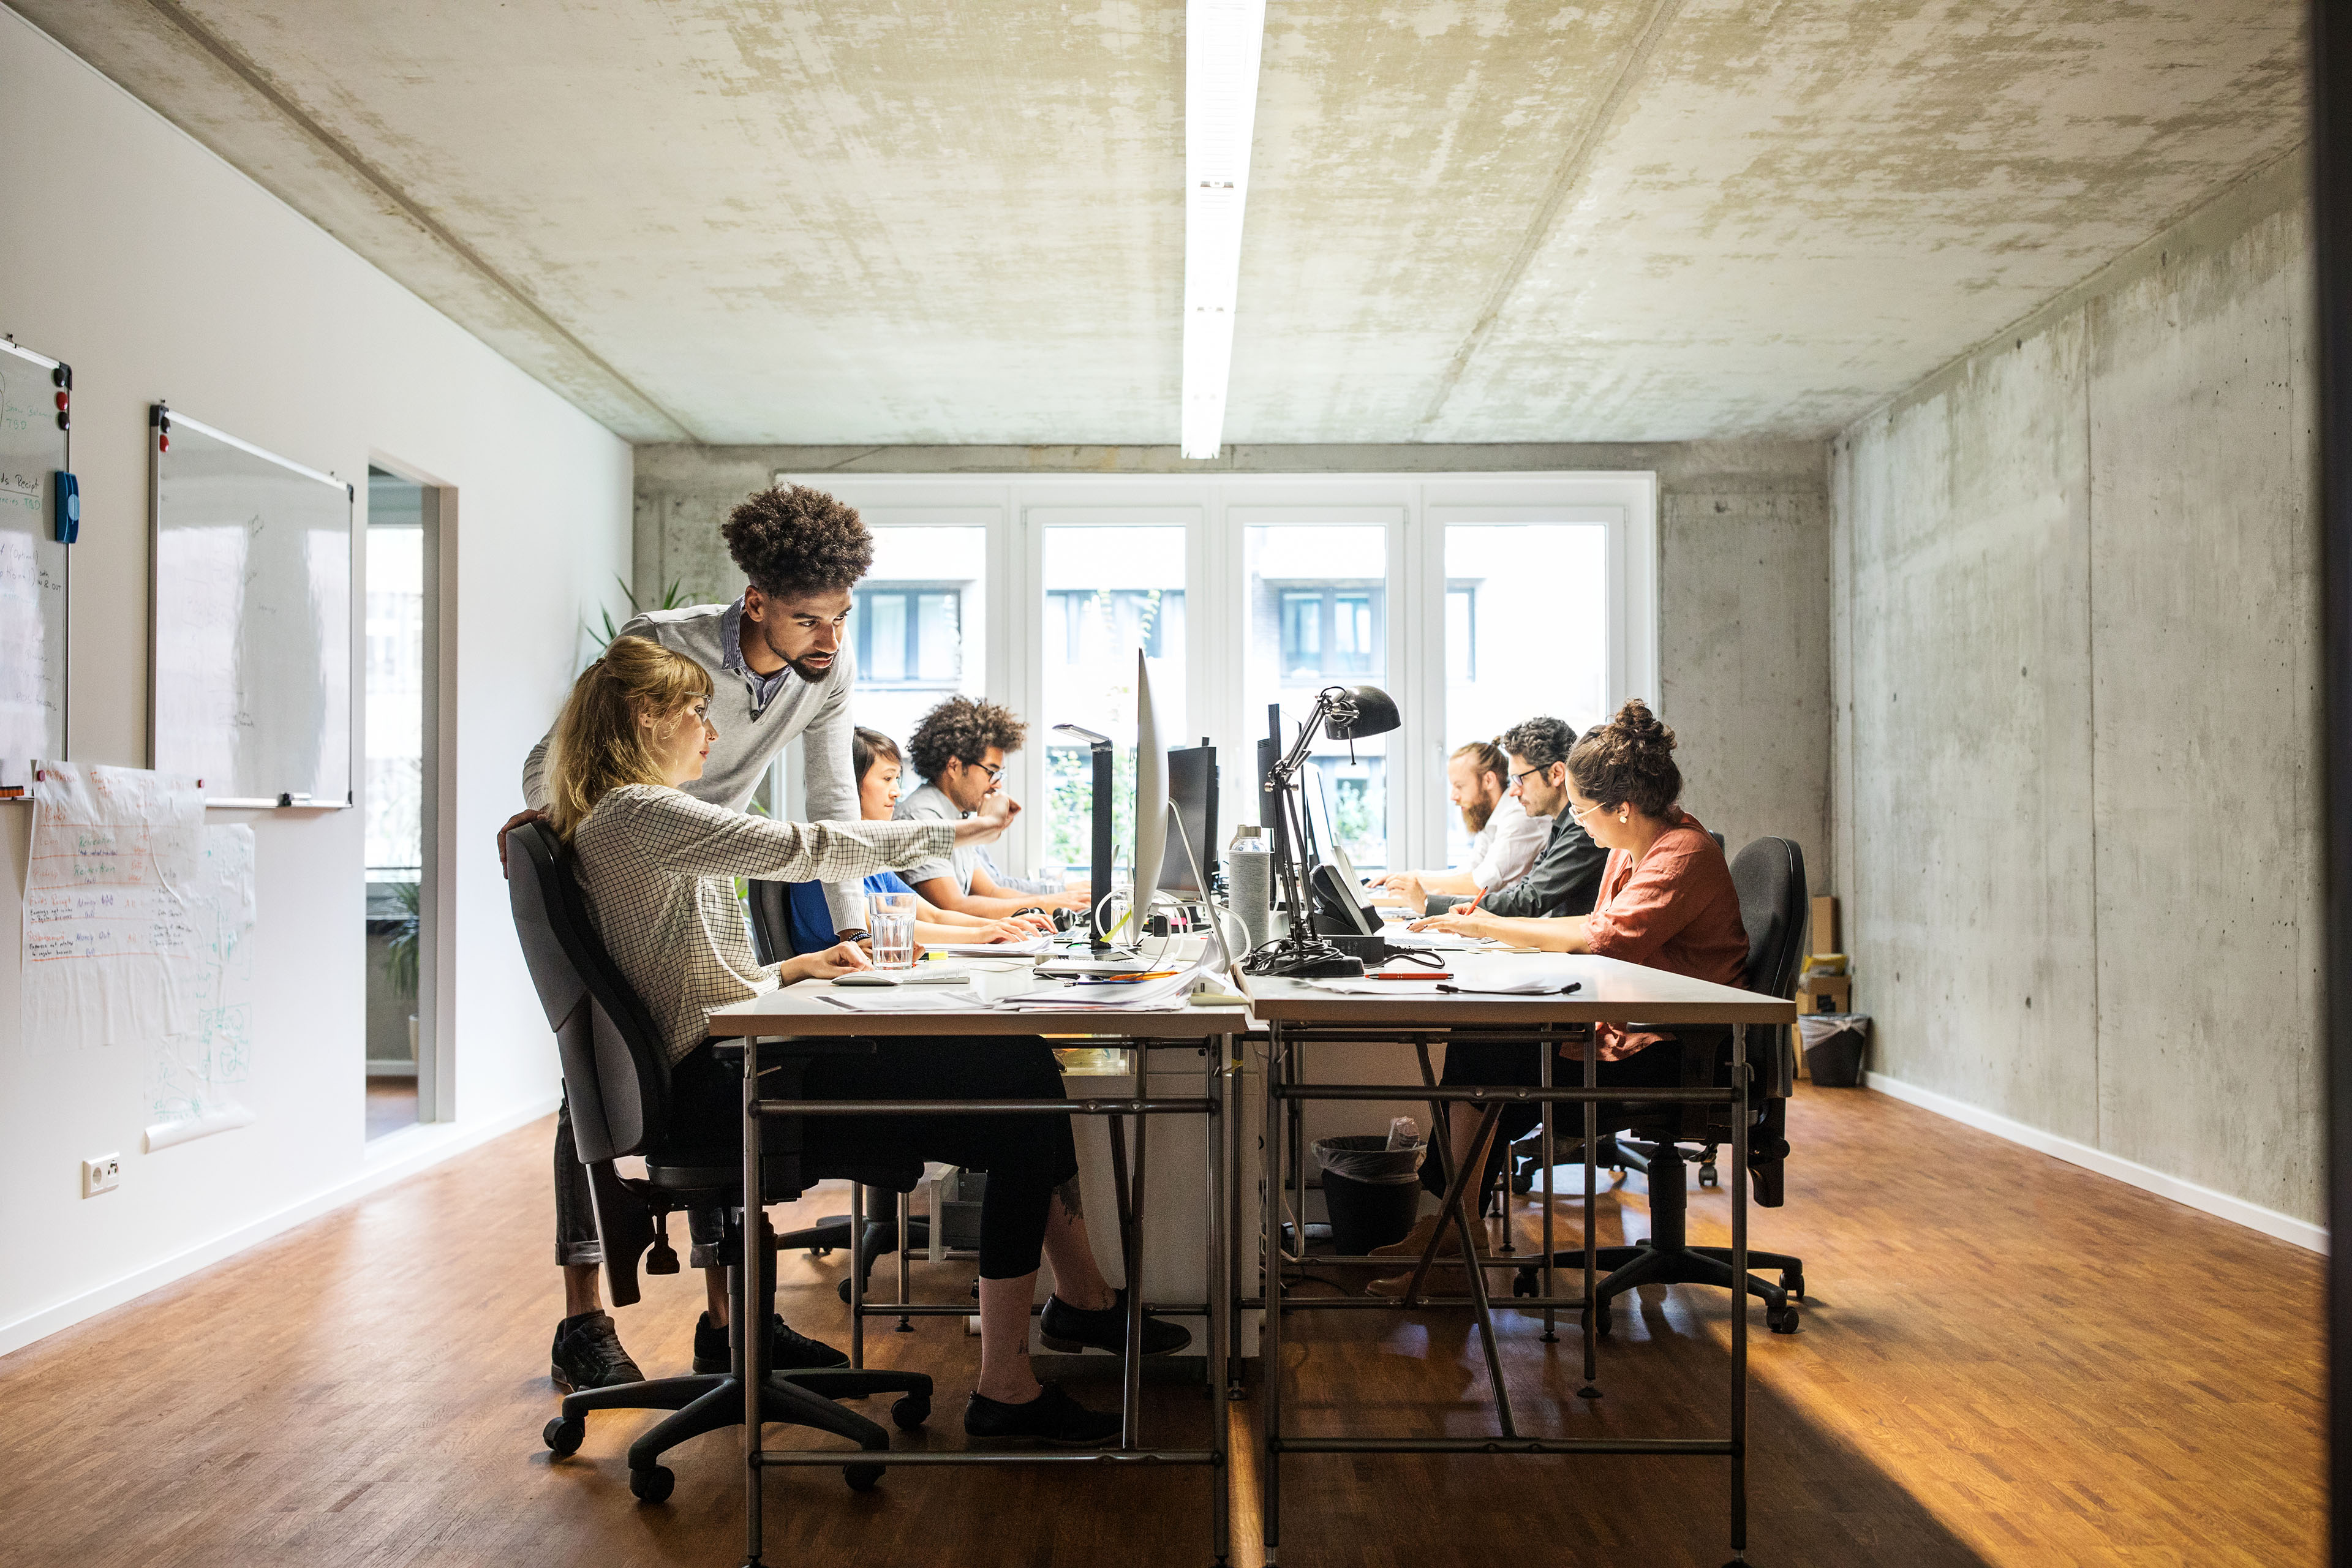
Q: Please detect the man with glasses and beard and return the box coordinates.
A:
[1373,737,1552,915]
[893,696,1090,921]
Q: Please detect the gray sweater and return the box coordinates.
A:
[522,603,868,935]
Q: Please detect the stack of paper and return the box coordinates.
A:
[992,962,1207,1013]
[819,987,985,1013]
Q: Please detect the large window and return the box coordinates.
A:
[1041,525,1188,878]
[776,473,1656,881]
[1442,522,1609,865]
[1245,524,1392,870]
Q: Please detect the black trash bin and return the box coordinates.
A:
[1313,1135,1425,1254]
[1798,1014,1871,1088]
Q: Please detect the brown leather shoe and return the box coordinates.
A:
[1367,1213,1492,1260]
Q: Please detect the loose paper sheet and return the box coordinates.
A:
[22,765,259,1142]
[23,763,205,1050]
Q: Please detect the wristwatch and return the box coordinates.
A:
[835,929,870,944]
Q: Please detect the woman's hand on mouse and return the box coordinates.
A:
[783,941,873,982]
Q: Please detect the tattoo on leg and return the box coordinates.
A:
[1055,1177,1084,1220]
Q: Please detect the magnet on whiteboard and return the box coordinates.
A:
[53,472,78,544]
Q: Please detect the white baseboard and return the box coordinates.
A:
[0,1090,562,1359]
[1862,1072,2328,1254]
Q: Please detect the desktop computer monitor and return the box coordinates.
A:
[1159,743,1217,894]
[1129,651,1169,943]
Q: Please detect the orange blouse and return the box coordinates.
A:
[1583,813,1748,1061]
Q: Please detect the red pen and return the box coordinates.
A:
[1368,971,1449,981]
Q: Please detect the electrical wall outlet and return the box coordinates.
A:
[82,1153,121,1197]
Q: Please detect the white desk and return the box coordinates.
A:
[1240,951,1794,1568]
[706,960,1250,1568]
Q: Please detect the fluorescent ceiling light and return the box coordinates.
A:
[1181,0,1267,461]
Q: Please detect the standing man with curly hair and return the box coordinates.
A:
[896,696,1091,921]
[501,484,881,1394]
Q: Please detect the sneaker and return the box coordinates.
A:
[693,1310,850,1374]
[550,1310,644,1392]
[963,1383,1123,1444]
[1038,1289,1193,1357]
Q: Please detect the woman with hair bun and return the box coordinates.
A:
[1376,702,1747,1295]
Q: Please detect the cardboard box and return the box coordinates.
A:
[1796,973,1850,1016]
[1809,895,1839,956]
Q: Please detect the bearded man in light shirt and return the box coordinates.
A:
[1373,737,1551,914]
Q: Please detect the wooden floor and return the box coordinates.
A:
[365,1076,418,1140]
[0,1085,2321,1567]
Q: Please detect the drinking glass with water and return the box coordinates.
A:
[870,891,918,970]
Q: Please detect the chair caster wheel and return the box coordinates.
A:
[1698,1163,1719,1188]
[1768,1301,1801,1335]
[630,1464,674,1504]
[1512,1268,1537,1298]
[845,1463,884,1492]
[891,1394,931,1430]
[1594,1301,1614,1338]
[809,1246,833,1258]
[1782,1272,1804,1301]
[543,1415,584,1457]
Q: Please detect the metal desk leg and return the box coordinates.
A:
[741,1036,766,1567]
[1226,1035,1246,1403]
[1121,1107,1151,1450]
[1261,1030,1285,1565]
[1582,1024,1599,1400]
[1207,1035,1231,1565]
[1729,1025,1750,1565]
[1540,1031,1556,1343]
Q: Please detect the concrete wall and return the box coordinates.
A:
[635,440,1834,889]
[1830,149,2320,1229]
[0,13,633,1351]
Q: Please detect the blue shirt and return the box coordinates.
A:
[784,870,915,957]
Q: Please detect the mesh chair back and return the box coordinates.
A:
[505,820,671,1163]
[746,880,792,967]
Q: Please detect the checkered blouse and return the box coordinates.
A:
[571,784,956,1065]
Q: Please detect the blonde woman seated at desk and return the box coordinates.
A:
[549,637,1186,1445]
[1389,699,1747,1297]
[778,725,1057,956]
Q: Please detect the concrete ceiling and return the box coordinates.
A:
[16,0,2307,446]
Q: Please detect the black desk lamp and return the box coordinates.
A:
[1243,684,1401,978]
[1050,723,1116,949]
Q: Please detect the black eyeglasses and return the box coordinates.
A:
[1510,766,1550,786]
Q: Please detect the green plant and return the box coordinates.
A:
[382,880,421,1005]
[586,575,704,654]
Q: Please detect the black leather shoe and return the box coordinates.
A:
[693,1311,849,1374]
[550,1310,644,1392]
[963,1383,1123,1444]
[1038,1289,1193,1357]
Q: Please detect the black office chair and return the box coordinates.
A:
[507,823,933,1502]
[1513,835,1808,1335]
[743,879,934,1306]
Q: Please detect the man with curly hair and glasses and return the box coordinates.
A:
[499,483,887,1396]
[894,696,1091,921]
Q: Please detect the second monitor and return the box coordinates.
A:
[1159,742,1218,895]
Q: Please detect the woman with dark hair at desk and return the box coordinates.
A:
[1385,699,1747,1297]
[548,636,1184,1444]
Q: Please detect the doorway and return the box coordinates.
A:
[363,466,442,1137]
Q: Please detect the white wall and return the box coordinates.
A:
[0,11,632,1351]
[1831,149,2321,1244]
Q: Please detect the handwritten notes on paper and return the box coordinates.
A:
[22,763,259,1145]
[24,764,205,1049]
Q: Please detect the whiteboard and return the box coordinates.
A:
[0,339,69,788]
[150,408,353,807]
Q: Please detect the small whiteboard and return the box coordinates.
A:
[0,339,70,786]
[150,408,353,807]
